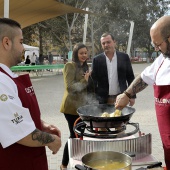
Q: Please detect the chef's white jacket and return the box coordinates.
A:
[141,54,170,85]
[0,64,36,148]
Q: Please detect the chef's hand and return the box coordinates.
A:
[129,98,135,106]
[41,120,61,138]
[115,93,129,109]
[47,124,61,138]
[48,135,61,154]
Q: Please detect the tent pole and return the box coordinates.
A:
[126,21,134,58]
[83,7,89,44]
[4,0,9,18]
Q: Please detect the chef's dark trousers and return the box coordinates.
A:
[62,114,80,166]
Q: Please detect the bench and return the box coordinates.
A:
[10,64,65,76]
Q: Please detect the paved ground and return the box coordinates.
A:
[30,63,165,170]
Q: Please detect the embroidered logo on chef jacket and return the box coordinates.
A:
[25,86,35,96]
[0,94,8,101]
[8,95,14,100]
[11,112,23,125]
[155,97,170,105]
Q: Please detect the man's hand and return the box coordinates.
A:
[115,93,130,109]
[46,124,61,138]
[41,120,61,154]
[129,98,135,106]
[41,120,61,138]
[48,135,61,154]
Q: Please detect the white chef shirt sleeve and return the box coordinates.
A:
[141,63,155,85]
[141,56,163,85]
[0,75,36,148]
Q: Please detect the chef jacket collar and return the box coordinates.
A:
[0,63,18,78]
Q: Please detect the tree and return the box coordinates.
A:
[99,0,170,57]
[23,0,170,59]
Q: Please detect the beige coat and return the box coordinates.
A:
[60,62,88,115]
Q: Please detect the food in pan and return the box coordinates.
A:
[112,109,121,117]
[101,112,110,117]
[101,109,121,117]
[86,159,128,170]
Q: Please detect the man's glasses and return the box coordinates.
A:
[151,36,169,49]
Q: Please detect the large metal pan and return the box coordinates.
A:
[77,104,135,128]
[75,151,132,170]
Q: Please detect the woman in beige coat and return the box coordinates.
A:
[60,43,90,169]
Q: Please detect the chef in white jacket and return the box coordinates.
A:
[115,15,170,169]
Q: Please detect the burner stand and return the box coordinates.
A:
[74,121,139,139]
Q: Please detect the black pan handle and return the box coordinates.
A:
[124,151,136,157]
[75,164,87,170]
[147,162,162,169]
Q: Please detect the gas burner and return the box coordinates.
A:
[74,121,139,139]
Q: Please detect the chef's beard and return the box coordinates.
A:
[162,40,170,58]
